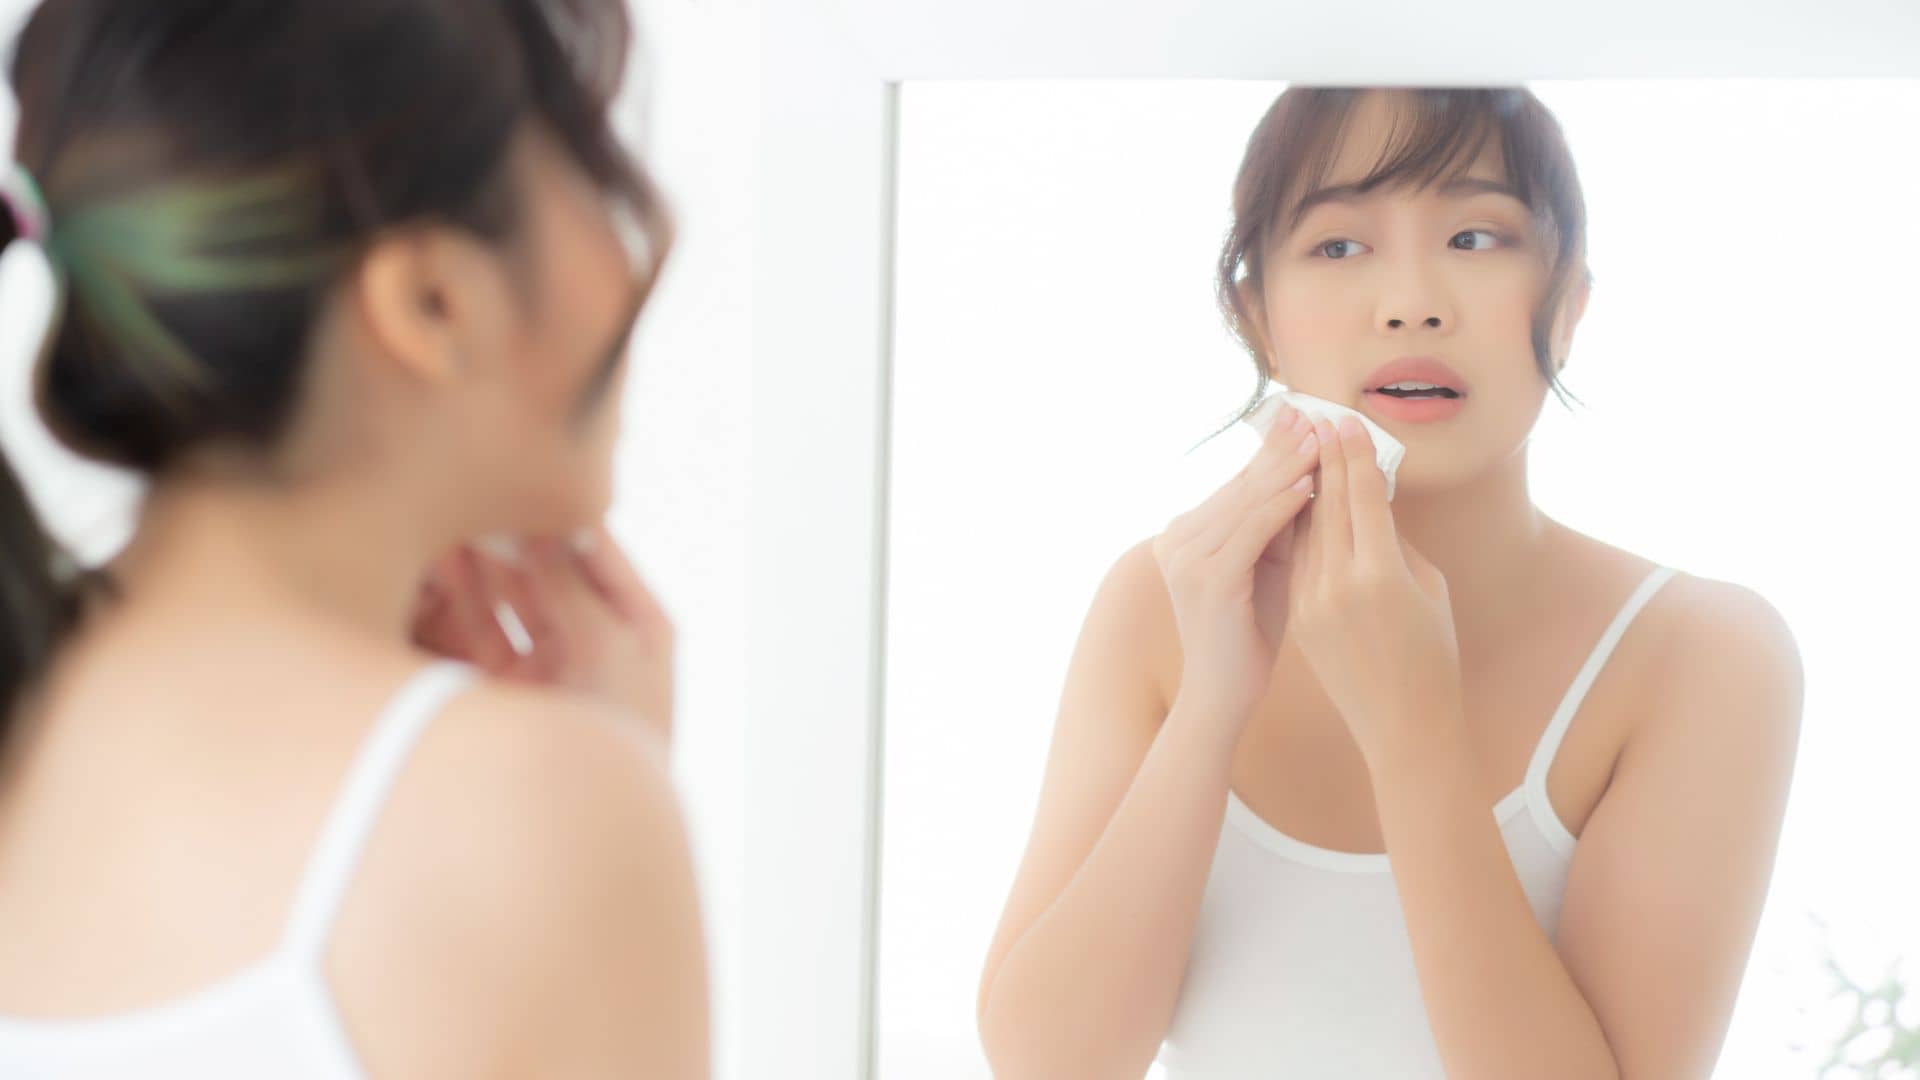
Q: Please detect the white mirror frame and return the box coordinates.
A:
[745,3,1920,1077]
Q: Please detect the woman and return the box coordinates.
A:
[0,1,705,1076]
[976,87,1802,1079]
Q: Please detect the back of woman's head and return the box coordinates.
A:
[0,0,674,729]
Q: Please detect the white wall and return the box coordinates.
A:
[617,3,754,1076]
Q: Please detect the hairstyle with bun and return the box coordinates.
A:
[0,0,674,732]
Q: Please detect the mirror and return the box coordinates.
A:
[877,80,1919,1077]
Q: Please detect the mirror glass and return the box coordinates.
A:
[877,79,1920,1077]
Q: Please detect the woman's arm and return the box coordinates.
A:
[976,539,1246,1079]
[1364,580,1800,1080]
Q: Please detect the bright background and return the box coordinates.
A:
[876,79,1920,1078]
[7,1,1919,1075]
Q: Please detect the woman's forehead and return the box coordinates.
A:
[1277,110,1519,235]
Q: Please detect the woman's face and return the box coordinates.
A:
[1244,90,1586,493]
[447,123,654,538]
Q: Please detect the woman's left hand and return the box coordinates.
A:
[1287,414,1464,764]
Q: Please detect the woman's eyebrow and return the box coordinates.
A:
[1292,176,1526,226]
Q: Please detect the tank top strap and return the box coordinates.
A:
[279,659,481,961]
[1523,564,1681,791]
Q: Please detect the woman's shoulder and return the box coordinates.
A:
[388,671,689,922]
[1555,532,1798,694]
[332,670,705,1075]
[433,674,675,802]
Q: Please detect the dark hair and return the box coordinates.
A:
[0,0,674,736]
[1194,86,1593,450]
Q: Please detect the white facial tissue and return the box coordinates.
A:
[1242,389,1407,501]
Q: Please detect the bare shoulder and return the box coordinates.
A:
[396,677,687,890]
[1626,564,1805,749]
[435,678,679,815]
[1556,530,1799,684]
[1652,569,1802,683]
[335,676,708,1078]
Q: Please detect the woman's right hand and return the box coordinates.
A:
[411,523,678,749]
[1151,400,1320,727]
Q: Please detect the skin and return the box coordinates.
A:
[977,89,1801,1078]
[0,122,708,1078]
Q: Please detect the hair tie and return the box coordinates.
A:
[2,162,51,244]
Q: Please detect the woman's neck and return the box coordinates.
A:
[1387,444,1567,658]
[99,465,451,650]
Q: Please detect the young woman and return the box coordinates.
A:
[0,1,705,1076]
[976,87,1802,1079]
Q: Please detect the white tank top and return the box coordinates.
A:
[0,658,481,1080]
[1157,564,1679,1078]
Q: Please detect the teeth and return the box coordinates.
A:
[1381,381,1446,391]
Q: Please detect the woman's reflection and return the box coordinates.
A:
[975,86,1800,1080]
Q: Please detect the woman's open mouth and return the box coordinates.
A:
[1362,387,1466,423]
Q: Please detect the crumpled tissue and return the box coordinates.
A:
[1241,388,1407,502]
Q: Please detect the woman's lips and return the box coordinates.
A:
[1361,389,1466,424]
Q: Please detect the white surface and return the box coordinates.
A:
[613,5,755,1077]
[875,79,1920,1080]
[824,0,1920,79]
[745,3,892,1078]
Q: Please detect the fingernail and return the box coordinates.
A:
[1337,415,1364,439]
[493,600,534,657]
[1296,428,1318,454]
[570,527,597,556]
[472,534,524,565]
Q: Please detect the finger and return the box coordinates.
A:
[1195,418,1320,557]
[468,556,538,662]
[1236,405,1315,496]
[412,549,502,664]
[1216,472,1315,575]
[1264,517,1295,564]
[525,534,600,617]
[1337,417,1397,567]
[1287,501,1312,616]
[568,524,668,635]
[450,546,521,671]
[418,549,464,607]
[1308,416,1352,564]
[409,584,470,658]
[1165,405,1309,551]
[1260,401,1305,447]
[488,553,564,677]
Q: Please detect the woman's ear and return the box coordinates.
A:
[1234,275,1277,379]
[353,227,464,387]
[351,224,514,389]
[1551,273,1591,374]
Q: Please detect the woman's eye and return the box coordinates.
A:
[1311,229,1507,260]
[1312,238,1371,259]
[1450,228,1504,251]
